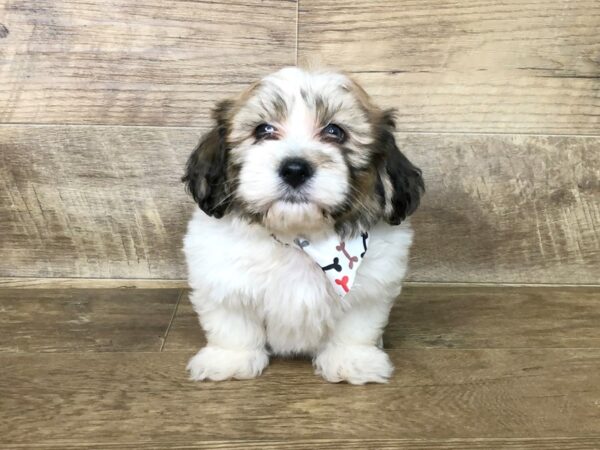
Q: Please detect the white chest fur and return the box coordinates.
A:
[183,209,413,355]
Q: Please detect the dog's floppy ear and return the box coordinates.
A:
[378,110,425,225]
[182,100,233,218]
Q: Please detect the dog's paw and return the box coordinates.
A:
[314,345,393,385]
[187,346,269,381]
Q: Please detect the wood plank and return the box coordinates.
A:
[298,0,600,134]
[0,277,188,289]
[0,0,296,126]
[1,349,599,445]
[0,279,596,290]
[387,285,600,349]
[0,125,199,279]
[163,286,600,352]
[1,127,598,283]
[403,133,600,283]
[0,289,181,352]
[5,438,600,449]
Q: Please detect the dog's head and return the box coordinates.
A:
[183,67,424,236]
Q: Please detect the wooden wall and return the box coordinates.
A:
[1,0,598,285]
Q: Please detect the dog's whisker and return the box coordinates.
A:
[348,185,373,213]
[211,190,236,209]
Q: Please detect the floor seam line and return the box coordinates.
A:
[160,289,184,352]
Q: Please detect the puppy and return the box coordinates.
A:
[182,67,424,384]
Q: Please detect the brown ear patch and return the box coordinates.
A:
[182,101,234,218]
[378,127,425,225]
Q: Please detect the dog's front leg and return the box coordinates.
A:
[314,300,394,385]
[187,302,269,381]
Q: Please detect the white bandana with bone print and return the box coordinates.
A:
[274,232,369,298]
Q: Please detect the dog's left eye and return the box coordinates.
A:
[321,124,345,143]
[255,123,278,140]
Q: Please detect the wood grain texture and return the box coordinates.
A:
[298,0,600,134]
[0,277,188,289]
[1,349,599,445]
[0,289,181,352]
[0,0,296,126]
[0,125,199,279]
[5,438,600,450]
[387,285,600,349]
[1,126,598,283]
[0,126,600,283]
[1,286,599,447]
[163,286,600,351]
[0,279,596,289]
[403,133,600,283]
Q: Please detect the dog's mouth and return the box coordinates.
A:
[262,199,331,235]
[275,179,314,204]
[279,191,310,204]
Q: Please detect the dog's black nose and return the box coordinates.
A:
[279,158,313,188]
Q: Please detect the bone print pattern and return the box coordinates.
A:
[321,257,342,272]
[360,232,368,258]
[334,275,350,293]
[335,242,359,269]
[273,231,369,298]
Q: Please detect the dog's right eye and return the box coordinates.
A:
[255,123,278,140]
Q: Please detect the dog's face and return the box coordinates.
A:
[183,67,424,236]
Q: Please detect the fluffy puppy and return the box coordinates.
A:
[182,67,424,384]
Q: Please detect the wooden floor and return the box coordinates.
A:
[2,285,600,449]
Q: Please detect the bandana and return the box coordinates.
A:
[273,232,369,298]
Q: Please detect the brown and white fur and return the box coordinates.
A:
[182,67,424,384]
